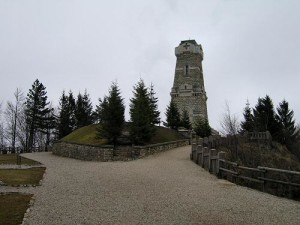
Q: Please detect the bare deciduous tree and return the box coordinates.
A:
[219,101,240,136]
[4,88,25,150]
[0,102,5,148]
[219,101,240,161]
[16,104,30,151]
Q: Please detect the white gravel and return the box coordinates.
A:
[14,146,300,225]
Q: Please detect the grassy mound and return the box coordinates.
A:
[62,124,107,145]
[220,142,300,171]
[61,124,185,146]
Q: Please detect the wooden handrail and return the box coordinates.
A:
[258,166,300,176]
[258,177,300,187]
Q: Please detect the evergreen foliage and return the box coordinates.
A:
[180,109,191,130]
[56,91,76,139]
[67,91,76,130]
[75,90,93,129]
[25,79,53,149]
[253,95,280,137]
[275,99,298,145]
[96,83,125,145]
[193,117,211,137]
[149,83,161,125]
[129,80,155,144]
[43,105,56,150]
[240,100,254,133]
[165,101,181,130]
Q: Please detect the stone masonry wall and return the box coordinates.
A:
[52,140,190,161]
[52,142,114,161]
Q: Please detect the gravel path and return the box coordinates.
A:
[18,146,300,225]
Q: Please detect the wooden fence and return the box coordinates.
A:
[191,143,300,199]
[0,146,42,154]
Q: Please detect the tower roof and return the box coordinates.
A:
[180,40,198,45]
[175,39,202,56]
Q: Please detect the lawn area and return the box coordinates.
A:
[62,124,108,145]
[62,124,186,145]
[0,167,46,186]
[0,193,33,225]
[0,154,41,166]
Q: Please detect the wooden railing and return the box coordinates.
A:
[191,143,300,199]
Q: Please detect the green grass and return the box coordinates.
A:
[0,154,41,166]
[62,124,108,145]
[0,167,46,186]
[61,124,185,145]
[148,126,186,144]
[0,193,33,225]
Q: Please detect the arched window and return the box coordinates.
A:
[184,65,189,76]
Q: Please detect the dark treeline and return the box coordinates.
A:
[240,95,300,158]
[0,79,299,155]
[0,78,165,151]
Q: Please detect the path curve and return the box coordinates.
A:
[21,146,300,225]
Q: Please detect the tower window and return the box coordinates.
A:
[184,65,189,76]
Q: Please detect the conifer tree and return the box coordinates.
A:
[253,95,279,136]
[67,91,76,131]
[56,91,75,139]
[97,83,125,146]
[240,100,254,133]
[193,117,211,138]
[75,90,93,128]
[95,97,108,124]
[275,99,298,145]
[149,83,160,125]
[129,80,154,144]
[180,108,191,130]
[165,101,181,130]
[25,79,52,150]
[43,103,56,150]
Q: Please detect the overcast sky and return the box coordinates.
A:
[0,0,299,130]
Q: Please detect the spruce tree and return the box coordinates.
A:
[67,91,76,131]
[165,101,181,130]
[180,108,191,130]
[95,97,108,124]
[25,79,51,150]
[240,100,254,133]
[57,91,74,139]
[43,104,56,150]
[193,117,211,138]
[253,95,279,137]
[129,80,154,144]
[275,99,298,145]
[97,83,125,145]
[75,90,93,128]
[149,83,160,125]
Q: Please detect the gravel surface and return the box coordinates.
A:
[15,146,300,225]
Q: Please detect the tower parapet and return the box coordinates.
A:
[171,40,208,124]
[175,40,203,58]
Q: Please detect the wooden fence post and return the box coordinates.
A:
[217,151,226,175]
[209,149,217,174]
[196,145,202,165]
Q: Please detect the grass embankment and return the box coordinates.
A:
[0,193,33,225]
[0,167,46,186]
[0,154,41,166]
[62,124,108,145]
[62,124,185,145]
[0,155,44,225]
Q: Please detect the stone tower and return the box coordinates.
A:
[170,40,208,124]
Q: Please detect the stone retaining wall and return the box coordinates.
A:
[52,142,114,161]
[52,140,190,161]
